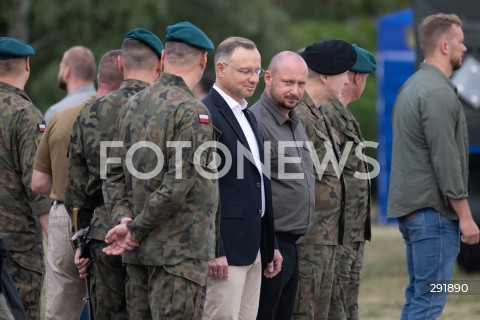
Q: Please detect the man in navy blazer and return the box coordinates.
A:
[202,37,282,320]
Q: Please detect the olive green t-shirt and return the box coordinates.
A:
[33,97,94,201]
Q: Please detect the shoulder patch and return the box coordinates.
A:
[38,123,46,133]
[198,114,210,124]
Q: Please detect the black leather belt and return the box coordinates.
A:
[275,232,304,244]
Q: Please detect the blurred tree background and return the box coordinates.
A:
[0,0,410,146]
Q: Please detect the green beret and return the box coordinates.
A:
[301,40,356,75]
[124,28,164,57]
[0,37,35,60]
[166,21,214,51]
[351,44,377,74]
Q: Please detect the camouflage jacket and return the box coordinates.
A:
[104,73,219,286]
[0,82,51,270]
[65,79,150,241]
[322,100,371,242]
[295,92,345,245]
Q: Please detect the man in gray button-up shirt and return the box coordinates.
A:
[388,13,479,319]
[251,51,314,320]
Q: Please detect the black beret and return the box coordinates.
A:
[124,28,164,57]
[0,37,35,60]
[166,21,214,51]
[300,40,356,75]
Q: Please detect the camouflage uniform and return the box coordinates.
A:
[0,82,51,320]
[65,80,150,319]
[292,92,345,320]
[103,72,219,319]
[322,100,371,320]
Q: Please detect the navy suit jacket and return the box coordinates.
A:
[203,88,276,266]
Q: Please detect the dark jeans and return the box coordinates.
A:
[257,237,299,320]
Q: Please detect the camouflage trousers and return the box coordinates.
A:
[126,260,206,319]
[328,242,365,320]
[89,239,127,320]
[292,243,336,320]
[4,242,44,320]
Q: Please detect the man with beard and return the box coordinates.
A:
[388,13,479,319]
[44,46,96,124]
[251,51,314,320]
[33,50,123,320]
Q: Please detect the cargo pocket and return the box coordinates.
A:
[293,259,319,316]
[9,245,44,275]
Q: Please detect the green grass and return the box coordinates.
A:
[360,225,480,319]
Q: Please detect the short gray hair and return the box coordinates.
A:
[214,37,257,65]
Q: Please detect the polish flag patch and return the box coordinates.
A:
[38,123,46,133]
[198,114,210,124]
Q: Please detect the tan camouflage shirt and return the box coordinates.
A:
[104,73,219,286]
[322,99,371,242]
[0,82,51,266]
[65,80,150,240]
[296,92,345,245]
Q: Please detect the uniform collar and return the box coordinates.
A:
[0,81,31,102]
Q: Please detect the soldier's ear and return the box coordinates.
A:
[24,57,30,72]
[354,72,362,85]
[117,55,124,73]
[159,50,166,72]
[199,51,208,70]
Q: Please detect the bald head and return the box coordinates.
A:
[268,51,307,76]
[63,46,96,81]
[265,51,308,116]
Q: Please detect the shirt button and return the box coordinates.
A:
[259,210,263,215]
[256,182,261,188]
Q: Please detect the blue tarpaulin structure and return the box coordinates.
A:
[376,7,480,225]
[376,8,415,224]
[378,0,480,272]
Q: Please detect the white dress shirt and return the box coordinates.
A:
[213,84,265,216]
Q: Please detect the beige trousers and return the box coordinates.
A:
[203,251,262,320]
[45,202,86,320]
